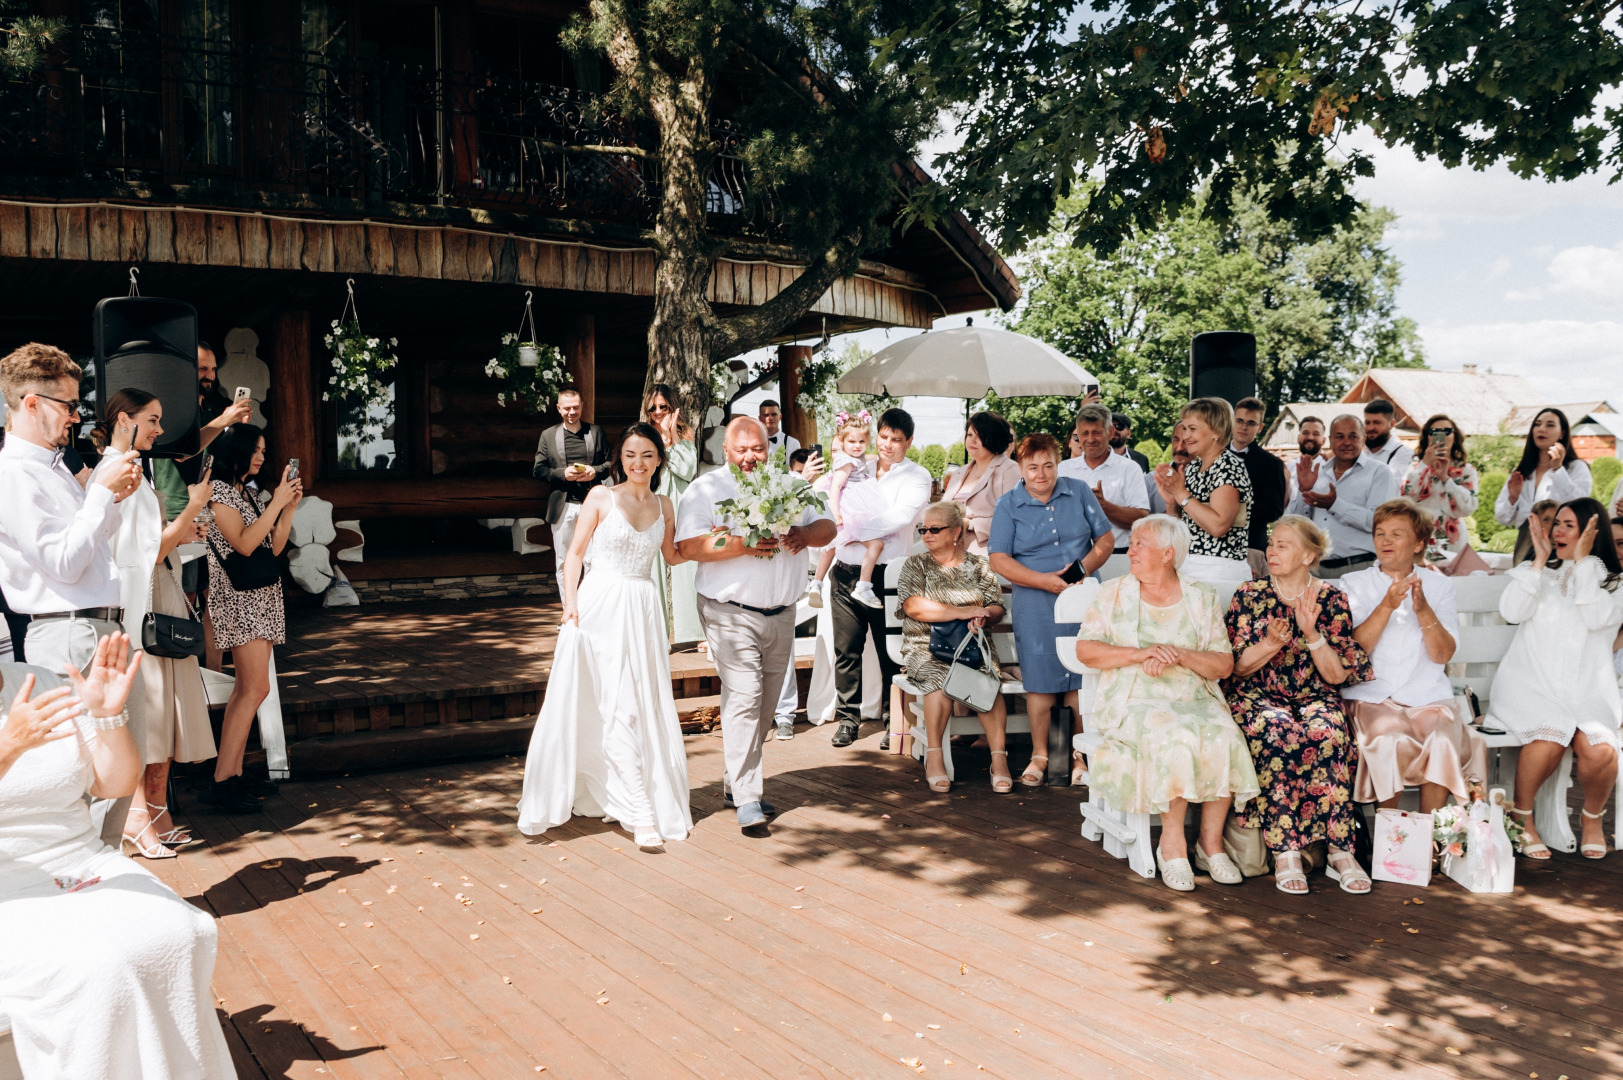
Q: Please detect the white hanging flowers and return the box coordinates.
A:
[323,278,398,409]
[485,291,570,415]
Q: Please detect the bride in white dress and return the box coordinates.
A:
[518,423,694,849]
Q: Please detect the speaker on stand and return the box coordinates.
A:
[92,297,200,459]
[1189,331,1257,409]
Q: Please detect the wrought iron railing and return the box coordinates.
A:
[0,27,778,237]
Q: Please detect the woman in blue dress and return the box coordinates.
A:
[989,433,1116,786]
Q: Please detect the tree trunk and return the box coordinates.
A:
[645,66,720,435]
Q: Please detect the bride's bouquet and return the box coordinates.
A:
[713,448,828,556]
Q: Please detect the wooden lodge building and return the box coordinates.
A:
[0,0,1019,598]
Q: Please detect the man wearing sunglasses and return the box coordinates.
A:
[0,343,141,836]
[1109,413,1151,474]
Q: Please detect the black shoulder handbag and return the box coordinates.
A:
[142,557,206,660]
[206,494,283,592]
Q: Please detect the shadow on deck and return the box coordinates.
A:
[156,721,1623,1080]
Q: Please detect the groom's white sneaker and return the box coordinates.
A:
[850,580,882,608]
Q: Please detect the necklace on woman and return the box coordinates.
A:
[1271,576,1308,604]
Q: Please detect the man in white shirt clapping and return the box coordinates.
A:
[1058,403,1149,553]
[1287,414,1398,578]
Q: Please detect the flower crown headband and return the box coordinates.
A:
[834,408,872,429]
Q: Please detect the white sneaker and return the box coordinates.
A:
[807,583,824,608]
[851,580,882,608]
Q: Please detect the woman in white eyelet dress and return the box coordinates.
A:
[517,424,693,849]
[0,639,236,1080]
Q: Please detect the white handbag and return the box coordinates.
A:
[940,627,1000,714]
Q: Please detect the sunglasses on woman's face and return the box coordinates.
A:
[917,524,955,536]
[1426,427,1455,438]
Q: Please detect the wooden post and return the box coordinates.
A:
[269,310,319,479]
[777,344,816,450]
[563,313,596,422]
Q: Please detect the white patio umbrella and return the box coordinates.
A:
[835,324,1095,400]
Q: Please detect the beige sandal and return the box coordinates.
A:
[1509,807,1550,859]
[924,746,951,793]
[1020,754,1048,787]
[1580,808,1608,859]
[1070,750,1088,787]
[989,749,1013,794]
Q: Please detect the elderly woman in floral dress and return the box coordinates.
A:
[1224,515,1373,896]
[1075,515,1259,892]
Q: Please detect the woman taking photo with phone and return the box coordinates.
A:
[1400,413,1480,571]
[201,424,301,813]
[90,389,217,856]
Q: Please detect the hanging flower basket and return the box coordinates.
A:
[323,278,398,410]
[484,291,570,414]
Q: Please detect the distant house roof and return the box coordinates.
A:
[1262,403,1355,449]
[1344,368,1543,436]
[1505,401,1616,435]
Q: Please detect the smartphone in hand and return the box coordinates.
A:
[234,386,252,404]
[1060,561,1088,584]
[287,457,300,481]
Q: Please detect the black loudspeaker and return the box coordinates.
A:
[93,297,200,459]
[1189,331,1257,407]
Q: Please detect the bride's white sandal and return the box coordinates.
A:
[1580,808,1608,859]
[924,746,951,793]
[634,829,665,851]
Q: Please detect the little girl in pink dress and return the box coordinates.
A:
[812,413,887,608]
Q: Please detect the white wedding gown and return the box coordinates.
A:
[517,502,693,842]
[0,666,236,1080]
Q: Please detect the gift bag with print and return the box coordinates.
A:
[1371,808,1433,887]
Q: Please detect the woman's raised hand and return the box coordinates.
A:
[65,633,143,719]
[1505,470,1525,504]
[1576,514,1599,561]
[1546,442,1567,469]
[1408,575,1433,617]
[0,677,79,760]
[1265,616,1293,649]
[1528,511,1554,566]
[1293,582,1322,636]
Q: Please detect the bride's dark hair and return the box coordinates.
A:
[611,421,667,491]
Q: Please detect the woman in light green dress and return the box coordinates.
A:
[1075,514,1259,891]
[647,385,701,643]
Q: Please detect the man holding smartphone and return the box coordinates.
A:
[533,385,612,561]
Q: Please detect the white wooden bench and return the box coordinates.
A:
[1061,567,1239,879]
[1448,574,1623,853]
[883,559,1031,783]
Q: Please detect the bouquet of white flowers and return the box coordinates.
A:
[713,449,828,556]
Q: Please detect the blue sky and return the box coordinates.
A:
[737,136,1623,448]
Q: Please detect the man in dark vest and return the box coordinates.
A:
[1231,396,1289,578]
[532,385,611,560]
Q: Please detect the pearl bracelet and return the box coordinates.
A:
[79,709,129,731]
[1307,636,1327,651]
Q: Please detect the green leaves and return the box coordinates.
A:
[894,0,1623,254]
[991,184,1422,441]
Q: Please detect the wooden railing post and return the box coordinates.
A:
[563,313,596,422]
[269,310,319,479]
[777,344,815,450]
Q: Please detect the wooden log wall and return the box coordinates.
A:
[0,202,944,330]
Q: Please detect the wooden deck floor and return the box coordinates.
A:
[155,724,1623,1080]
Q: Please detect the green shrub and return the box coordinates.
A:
[947,442,967,467]
[905,446,922,465]
[920,444,948,478]
[1483,528,1518,555]
[1467,434,1525,475]
[1135,439,1164,465]
[1591,456,1622,509]
[1474,469,1509,545]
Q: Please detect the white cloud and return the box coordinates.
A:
[1419,319,1623,404]
[1546,242,1623,307]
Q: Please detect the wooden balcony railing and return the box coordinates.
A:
[0,27,775,238]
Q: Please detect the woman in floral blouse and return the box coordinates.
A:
[1153,397,1254,584]
[1399,412,1479,569]
[1224,515,1374,897]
